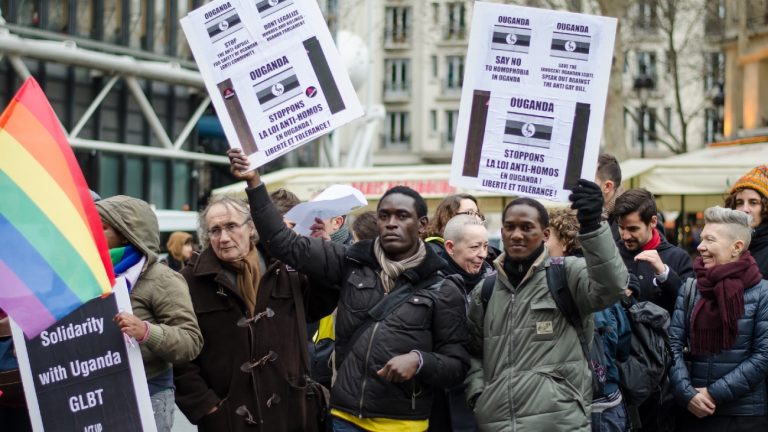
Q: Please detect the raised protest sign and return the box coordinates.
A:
[450,3,616,201]
[11,281,156,432]
[181,0,363,170]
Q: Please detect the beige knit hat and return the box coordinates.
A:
[731,164,768,199]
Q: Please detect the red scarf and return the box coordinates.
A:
[642,228,661,251]
[690,252,762,355]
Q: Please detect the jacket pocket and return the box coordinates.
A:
[392,296,434,328]
[200,397,232,430]
[345,270,378,312]
[529,298,557,342]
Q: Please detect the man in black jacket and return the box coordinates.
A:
[228,148,470,432]
[613,189,693,315]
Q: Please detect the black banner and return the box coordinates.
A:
[24,294,143,432]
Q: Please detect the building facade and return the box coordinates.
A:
[336,0,739,164]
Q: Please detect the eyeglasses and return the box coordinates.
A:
[207,219,250,239]
[457,210,486,222]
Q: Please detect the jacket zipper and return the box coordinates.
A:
[358,321,380,417]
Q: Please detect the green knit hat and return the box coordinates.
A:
[731,164,768,199]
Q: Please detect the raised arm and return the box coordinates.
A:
[228,148,347,284]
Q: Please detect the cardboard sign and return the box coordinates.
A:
[450,3,616,201]
[12,281,156,432]
[181,0,363,169]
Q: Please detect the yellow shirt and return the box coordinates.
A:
[331,408,428,432]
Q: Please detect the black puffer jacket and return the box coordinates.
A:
[247,185,470,420]
[617,233,693,315]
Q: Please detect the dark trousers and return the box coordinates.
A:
[676,412,768,432]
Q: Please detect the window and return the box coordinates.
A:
[704,52,724,91]
[635,0,658,30]
[384,6,410,45]
[445,2,466,40]
[664,106,672,129]
[704,108,716,143]
[705,0,725,35]
[172,161,191,210]
[445,110,459,147]
[384,112,410,149]
[446,56,465,90]
[637,51,657,88]
[384,59,410,95]
[636,107,657,146]
[150,159,167,208]
[431,55,438,78]
[430,110,437,132]
[124,157,145,199]
[99,154,120,198]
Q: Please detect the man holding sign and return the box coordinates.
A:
[228,148,470,432]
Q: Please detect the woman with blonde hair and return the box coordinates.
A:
[166,231,194,272]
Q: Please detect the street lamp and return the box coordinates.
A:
[633,64,655,158]
[712,81,725,139]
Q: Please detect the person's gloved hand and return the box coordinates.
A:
[569,179,604,234]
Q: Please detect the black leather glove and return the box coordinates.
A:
[569,179,604,234]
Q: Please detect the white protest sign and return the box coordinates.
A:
[11,280,156,432]
[181,0,363,169]
[450,3,616,201]
[285,184,367,236]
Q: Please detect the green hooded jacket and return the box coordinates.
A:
[464,223,627,432]
[96,195,202,380]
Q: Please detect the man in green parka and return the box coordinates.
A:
[465,180,628,432]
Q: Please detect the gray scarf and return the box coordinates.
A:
[330,218,351,244]
[373,238,427,293]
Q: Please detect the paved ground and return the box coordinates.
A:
[172,408,196,432]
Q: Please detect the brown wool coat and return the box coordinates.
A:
[174,246,337,432]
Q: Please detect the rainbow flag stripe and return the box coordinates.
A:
[0,78,114,338]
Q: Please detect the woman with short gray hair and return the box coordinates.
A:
[669,206,768,431]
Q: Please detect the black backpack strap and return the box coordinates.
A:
[546,258,591,362]
[481,272,497,311]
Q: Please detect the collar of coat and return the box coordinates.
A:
[345,239,449,285]
[188,243,276,278]
[616,230,674,259]
[493,247,550,290]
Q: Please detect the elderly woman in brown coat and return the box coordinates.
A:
[173,195,337,432]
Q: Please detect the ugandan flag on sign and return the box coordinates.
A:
[207,9,242,43]
[491,25,531,54]
[550,31,591,61]
[504,112,554,149]
[253,68,302,112]
[256,0,295,19]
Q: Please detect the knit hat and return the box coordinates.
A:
[731,165,768,199]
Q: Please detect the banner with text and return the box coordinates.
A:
[181,0,363,169]
[12,281,156,432]
[450,3,616,201]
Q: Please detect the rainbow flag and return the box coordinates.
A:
[0,78,114,338]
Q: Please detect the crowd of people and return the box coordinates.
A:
[1,155,767,432]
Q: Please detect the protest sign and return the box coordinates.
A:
[181,0,363,170]
[12,280,156,432]
[450,3,616,201]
